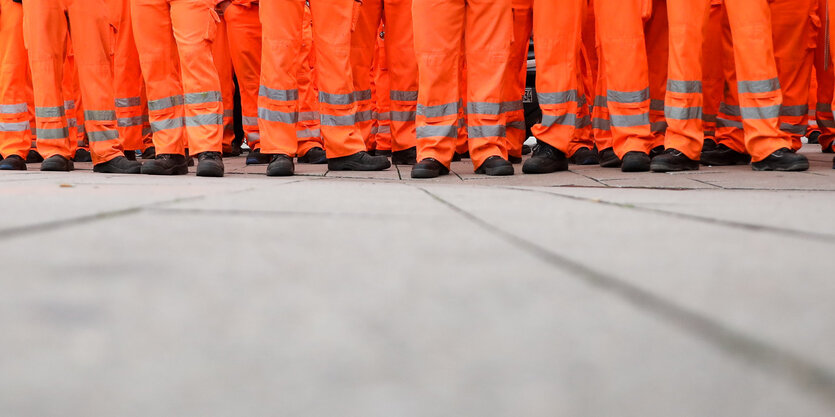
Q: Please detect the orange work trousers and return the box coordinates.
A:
[212,18,237,152]
[702,0,724,142]
[503,0,532,159]
[0,0,34,159]
[413,0,513,169]
[259,0,365,158]
[371,34,393,152]
[814,0,835,151]
[587,0,614,151]
[113,0,151,152]
[23,0,124,164]
[222,1,263,152]
[132,0,224,156]
[62,49,87,155]
[594,0,668,158]
[350,0,419,154]
[295,5,324,155]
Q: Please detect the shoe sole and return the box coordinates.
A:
[328,161,392,171]
[751,161,810,172]
[93,166,142,174]
[141,165,188,175]
[196,168,225,177]
[411,168,444,178]
[476,166,515,176]
[621,161,650,172]
[522,161,568,174]
[40,161,74,172]
[0,165,26,171]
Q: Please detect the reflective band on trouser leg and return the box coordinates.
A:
[724,0,791,162]
[383,0,418,153]
[350,0,382,151]
[713,10,747,155]
[531,0,582,156]
[702,2,724,141]
[225,3,263,152]
[503,3,532,158]
[568,92,595,157]
[373,39,393,152]
[62,51,83,156]
[647,0,669,149]
[294,6,321,156]
[814,0,835,150]
[213,19,237,149]
[114,0,145,152]
[0,0,34,159]
[455,61,469,156]
[595,0,654,158]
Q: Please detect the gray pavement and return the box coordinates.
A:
[1,146,834,416]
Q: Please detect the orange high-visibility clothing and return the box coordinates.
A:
[61,49,87,155]
[23,0,124,164]
[587,0,614,151]
[212,18,237,151]
[413,0,513,169]
[113,0,150,152]
[455,54,469,156]
[132,0,224,156]
[814,0,835,150]
[0,0,34,159]
[702,0,724,141]
[259,0,365,158]
[295,4,324,156]
[504,0,532,159]
[371,33,393,152]
[223,1,263,152]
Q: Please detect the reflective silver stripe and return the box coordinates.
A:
[502,101,523,113]
[610,113,650,127]
[576,115,591,129]
[185,113,223,127]
[665,105,702,120]
[703,114,718,123]
[77,125,86,134]
[148,95,184,111]
[0,103,27,113]
[298,111,319,122]
[737,77,780,94]
[223,109,234,118]
[594,96,608,108]
[607,88,649,104]
[118,116,145,127]
[88,129,119,142]
[390,110,416,122]
[667,80,703,94]
[579,95,587,107]
[36,127,70,139]
[115,97,141,107]
[377,111,391,121]
[67,118,77,128]
[741,105,781,120]
[391,90,418,101]
[84,110,117,121]
[780,105,809,117]
[651,121,668,133]
[259,86,298,101]
[371,126,379,135]
[719,103,740,117]
[377,125,391,134]
[320,113,355,126]
[541,113,577,127]
[142,126,152,136]
[258,108,297,124]
[64,100,75,110]
[592,118,611,131]
[417,125,457,139]
[242,116,258,126]
[184,91,221,105]
[507,120,526,130]
[354,90,372,101]
[150,117,184,132]
[296,128,321,138]
[247,132,261,142]
[468,125,506,138]
[650,99,665,112]
[418,102,460,118]
[319,90,369,105]
[0,121,30,132]
[538,90,579,105]
[355,110,373,122]
[716,117,743,129]
[818,119,835,128]
[36,106,66,118]
[780,123,808,135]
[816,103,832,113]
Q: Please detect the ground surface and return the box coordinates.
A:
[1,146,834,416]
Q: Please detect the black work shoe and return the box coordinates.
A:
[94,156,142,174]
[649,145,665,159]
[26,150,44,163]
[522,144,532,155]
[246,148,271,165]
[508,154,523,164]
[0,155,26,170]
[41,155,74,171]
[651,148,700,172]
[73,148,92,162]
[328,151,391,171]
[124,151,137,161]
[808,130,821,144]
[372,149,392,157]
[196,151,224,177]
[598,147,621,168]
[141,154,188,175]
[266,154,295,176]
[392,147,417,165]
[476,155,515,176]
[702,138,718,152]
[141,146,156,159]
[751,148,809,171]
[569,147,600,165]
[700,144,751,166]
[452,151,470,161]
[297,147,327,164]
[621,151,651,172]
[411,158,449,178]
[223,143,242,157]
[523,142,568,174]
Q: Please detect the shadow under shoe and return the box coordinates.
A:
[411,158,449,179]
[196,152,224,177]
[598,147,621,168]
[569,147,599,165]
[621,151,651,172]
[0,155,27,170]
[392,147,417,165]
[297,147,327,164]
[141,154,188,175]
[266,154,295,177]
[650,148,699,172]
[94,156,142,174]
[41,155,74,171]
[476,155,514,176]
[523,141,568,174]
[328,151,391,171]
[700,144,751,166]
[751,148,809,171]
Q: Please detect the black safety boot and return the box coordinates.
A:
[508,154,523,164]
[452,151,469,161]
[328,151,391,171]
[297,147,327,164]
[141,146,156,159]
[411,158,449,179]
[808,130,821,144]
[94,156,142,174]
[598,147,621,168]
[649,145,665,159]
[141,154,188,175]
[522,144,532,155]
[751,148,809,171]
[0,155,26,171]
[73,148,92,162]
[569,147,600,165]
[476,155,514,176]
[621,151,651,172]
[196,152,224,177]
[702,138,718,152]
[266,154,295,176]
[372,149,392,157]
[700,144,751,166]
[223,143,242,157]
[26,150,44,163]
[522,141,568,174]
[124,151,137,161]
[41,155,74,171]
[392,147,417,165]
[651,148,699,172]
[246,148,271,165]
